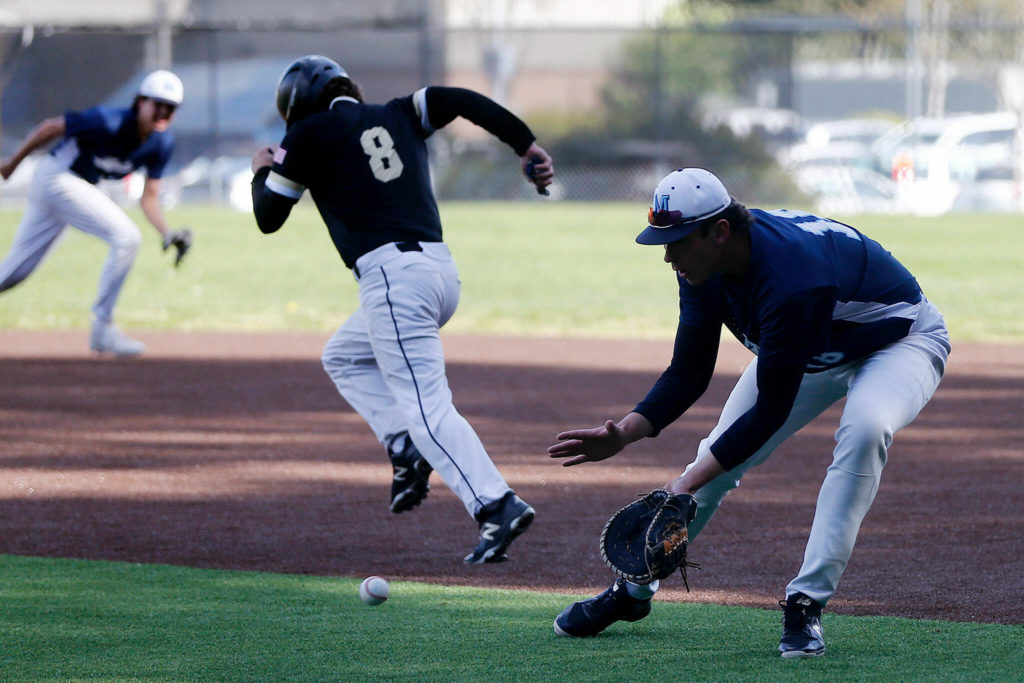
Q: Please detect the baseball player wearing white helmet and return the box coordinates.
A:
[549,168,950,656]
[0,69,191,356]
[251,56,553,564]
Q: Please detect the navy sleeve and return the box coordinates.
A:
[145,136,174,179]
[423,87,536,155]
[63,107,113,140]
[633,322,721,435]
[709,287,836,470]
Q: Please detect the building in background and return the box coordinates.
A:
[1,0,1021,211]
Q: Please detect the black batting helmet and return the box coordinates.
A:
[276,55,349,128]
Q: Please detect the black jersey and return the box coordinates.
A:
[257,87,535,269]
[266,93,439,267]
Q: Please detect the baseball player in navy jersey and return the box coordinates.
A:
[0,70,192,356]
[549,168,950,656]
[250,56,553,564]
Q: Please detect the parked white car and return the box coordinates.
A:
[803,118,898,152]
[783,118,900,214]
[791,163,898,215]
[786,118,896,167]
[872,112,1022,214]
[870,116,951,180]
[918,111,1020,213]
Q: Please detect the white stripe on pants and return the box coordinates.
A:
[321,241,509,518]
[682,300,950,606]
[0,155,141,324]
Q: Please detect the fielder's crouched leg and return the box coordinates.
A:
[779,592,826,657]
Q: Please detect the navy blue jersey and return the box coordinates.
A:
[635,208,925,470]
[266,93,440,267]
[51,106,174,184]
[682,209,921,371]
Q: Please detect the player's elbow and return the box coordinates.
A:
[39,117,66,139]
[253,206,286,234]
[251,182,292,233]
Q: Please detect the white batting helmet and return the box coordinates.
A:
[138,69,184,106]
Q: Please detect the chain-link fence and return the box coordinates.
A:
[2,1,1022,211]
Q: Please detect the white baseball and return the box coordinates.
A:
[359,576,389,606]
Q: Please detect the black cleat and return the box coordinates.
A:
[553,578,652,637]
[779,592,826,658]
[463,491,535,564]
[388,434,432,513]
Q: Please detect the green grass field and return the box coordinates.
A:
[2,203,1022,679]
[2,555,1020,682]
[1,203,1021,341]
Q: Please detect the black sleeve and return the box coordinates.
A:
[251,166,296,234]
[423,86,536,156]
[633,322,721,436]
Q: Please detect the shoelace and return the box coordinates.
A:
[678,560,701,592]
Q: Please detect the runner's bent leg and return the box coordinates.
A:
[322,307,407,447]
[42,166,141,324]
[357,250,508,517]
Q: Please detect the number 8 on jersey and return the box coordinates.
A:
[360,126,404,182]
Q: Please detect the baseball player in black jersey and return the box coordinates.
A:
[251,56,553,564]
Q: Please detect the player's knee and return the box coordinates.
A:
[320,349,337,372]
[111,230,142,256]
[834,419,892,473]
[321,333,363,368]
[838,418,893,450]
[321,355,346,384]
[321,352,367,388]
[321,349,350,372]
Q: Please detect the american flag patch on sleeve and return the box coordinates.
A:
[273,147,287,165]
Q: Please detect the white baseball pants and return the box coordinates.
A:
[683,298,950,607]
[0,155,141,324]
[321,241,510,518]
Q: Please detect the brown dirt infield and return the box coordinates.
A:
[1,330,1021,625]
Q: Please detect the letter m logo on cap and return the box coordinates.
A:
[653,194,670,212]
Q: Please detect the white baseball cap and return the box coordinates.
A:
[138,69,184,106]
[636,168,732,245]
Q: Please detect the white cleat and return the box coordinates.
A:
[90,323,145,357]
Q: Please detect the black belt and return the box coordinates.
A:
[353,241,423,277]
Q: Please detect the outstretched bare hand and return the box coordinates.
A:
[548,419,628,467]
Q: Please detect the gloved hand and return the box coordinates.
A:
[601,488,699,585]
[163,228,193,268]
